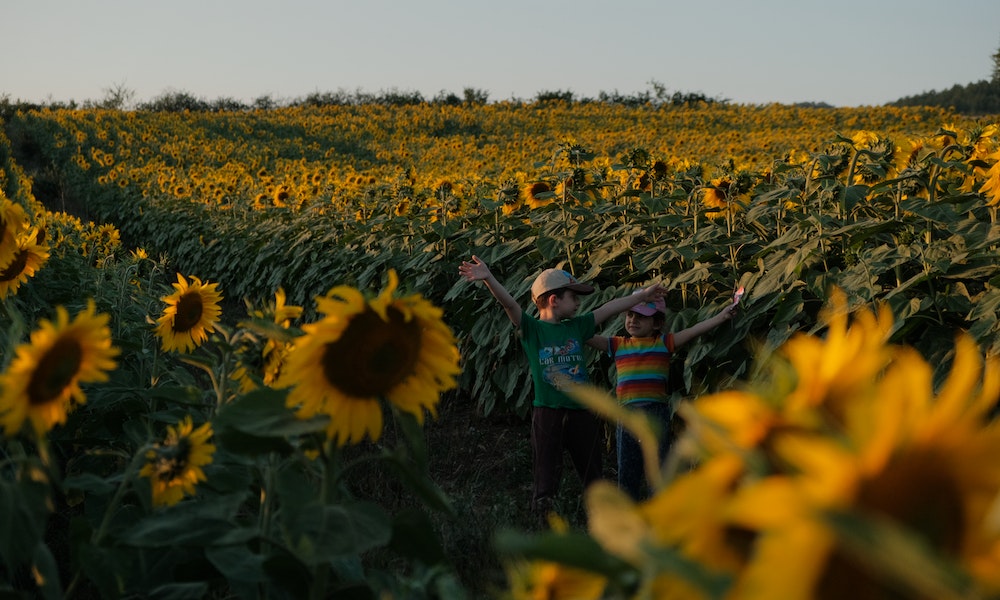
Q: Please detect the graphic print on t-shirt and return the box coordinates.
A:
[538,337,585,390]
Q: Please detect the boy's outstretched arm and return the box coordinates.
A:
[591,284,668,326]
[459,255,523,327]
[673,302,738,349]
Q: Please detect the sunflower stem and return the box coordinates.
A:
[310,440,340,599]
[66,445,150,599]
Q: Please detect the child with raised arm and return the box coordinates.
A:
[458,255,667,520]
[587,293,737,500]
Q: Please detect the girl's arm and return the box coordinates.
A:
[673,302,737,349]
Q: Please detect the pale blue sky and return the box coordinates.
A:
[5,0,999,107]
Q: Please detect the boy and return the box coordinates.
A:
[586,293,737,500]
[458,255,667,519]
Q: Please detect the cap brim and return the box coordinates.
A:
[630,304,659,316]
[566,283,595,295]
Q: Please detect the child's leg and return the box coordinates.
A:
[616,418,644,501]
[531,406,565,514]
[564,408,603,490]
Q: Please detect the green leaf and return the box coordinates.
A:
[119,513,247,547]
[62,472,117,495]
[32,542,62,600]
[205,544,269,583]
[287,501,392,564]
[0,475,50,566]
[536,235,565,261]
[213,388,329,439]
[493,528,632,580]
[147,582,211,600]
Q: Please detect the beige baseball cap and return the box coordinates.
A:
[530,268,595,301]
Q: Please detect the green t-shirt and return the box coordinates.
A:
[518,312,597,409]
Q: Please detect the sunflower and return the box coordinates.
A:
[505,559,607,600]
[261,288,302,386]
[779,287,895,425]
[728,341,1000,599]
[0,300,119,436]
[686,308,1000,597]
[498,176,525,215]
[154,274,223,353]
[140,416,216,507]
[891,137,930,177]
[523,181,554,210]
[505,514,608,600]
[702,177,735,220]
[279,270,460,445]
[273,184,290,207]
[0,229,50,300]
[231,288,303,391]
[980,149,1000,207]
[0,197,29,271]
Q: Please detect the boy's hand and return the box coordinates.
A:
[459,255,492,282]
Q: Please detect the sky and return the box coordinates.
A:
[5,0,1000,108]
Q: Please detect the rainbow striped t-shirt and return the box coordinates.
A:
[608,333,675,406]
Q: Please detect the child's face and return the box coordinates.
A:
[554,290,581,318]
[625,310,659,337]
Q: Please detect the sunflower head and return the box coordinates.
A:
[0,300,119,436]
[0,197,29,271]
[523,181,554,210]
[280,270,461,446]
[154,273,223,353]
[0,229,50,300]
[140,416,216,507]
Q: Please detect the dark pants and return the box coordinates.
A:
[530,406,603,513]
[617,401,673,501]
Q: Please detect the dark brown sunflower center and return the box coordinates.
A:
[857,449,964,552]
[26,336,83,405]
[173,292,204,333]
[151,437,193,482]
[529,182,550,198]
[817,449,964,600]
[321,307,421,398]
[0,249,29,281]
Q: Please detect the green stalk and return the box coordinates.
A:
[65,446,150,599]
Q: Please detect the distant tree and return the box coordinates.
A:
[886,40,1000,114]
[462,87,489,105]
[138,91,210,112]
[889,79,1000,115]
[295,90,353,107]
[92,81,135,110]
[993,38,1000,82]
[375,88,425,106]
[597,89,653,108]
[534,89,575,103]
[209,97,250,112]
[433,90,463,106]
[253,95,278,110]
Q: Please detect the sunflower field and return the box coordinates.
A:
[3,99,1000,598]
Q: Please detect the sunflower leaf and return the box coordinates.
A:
[493,528,633,581]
